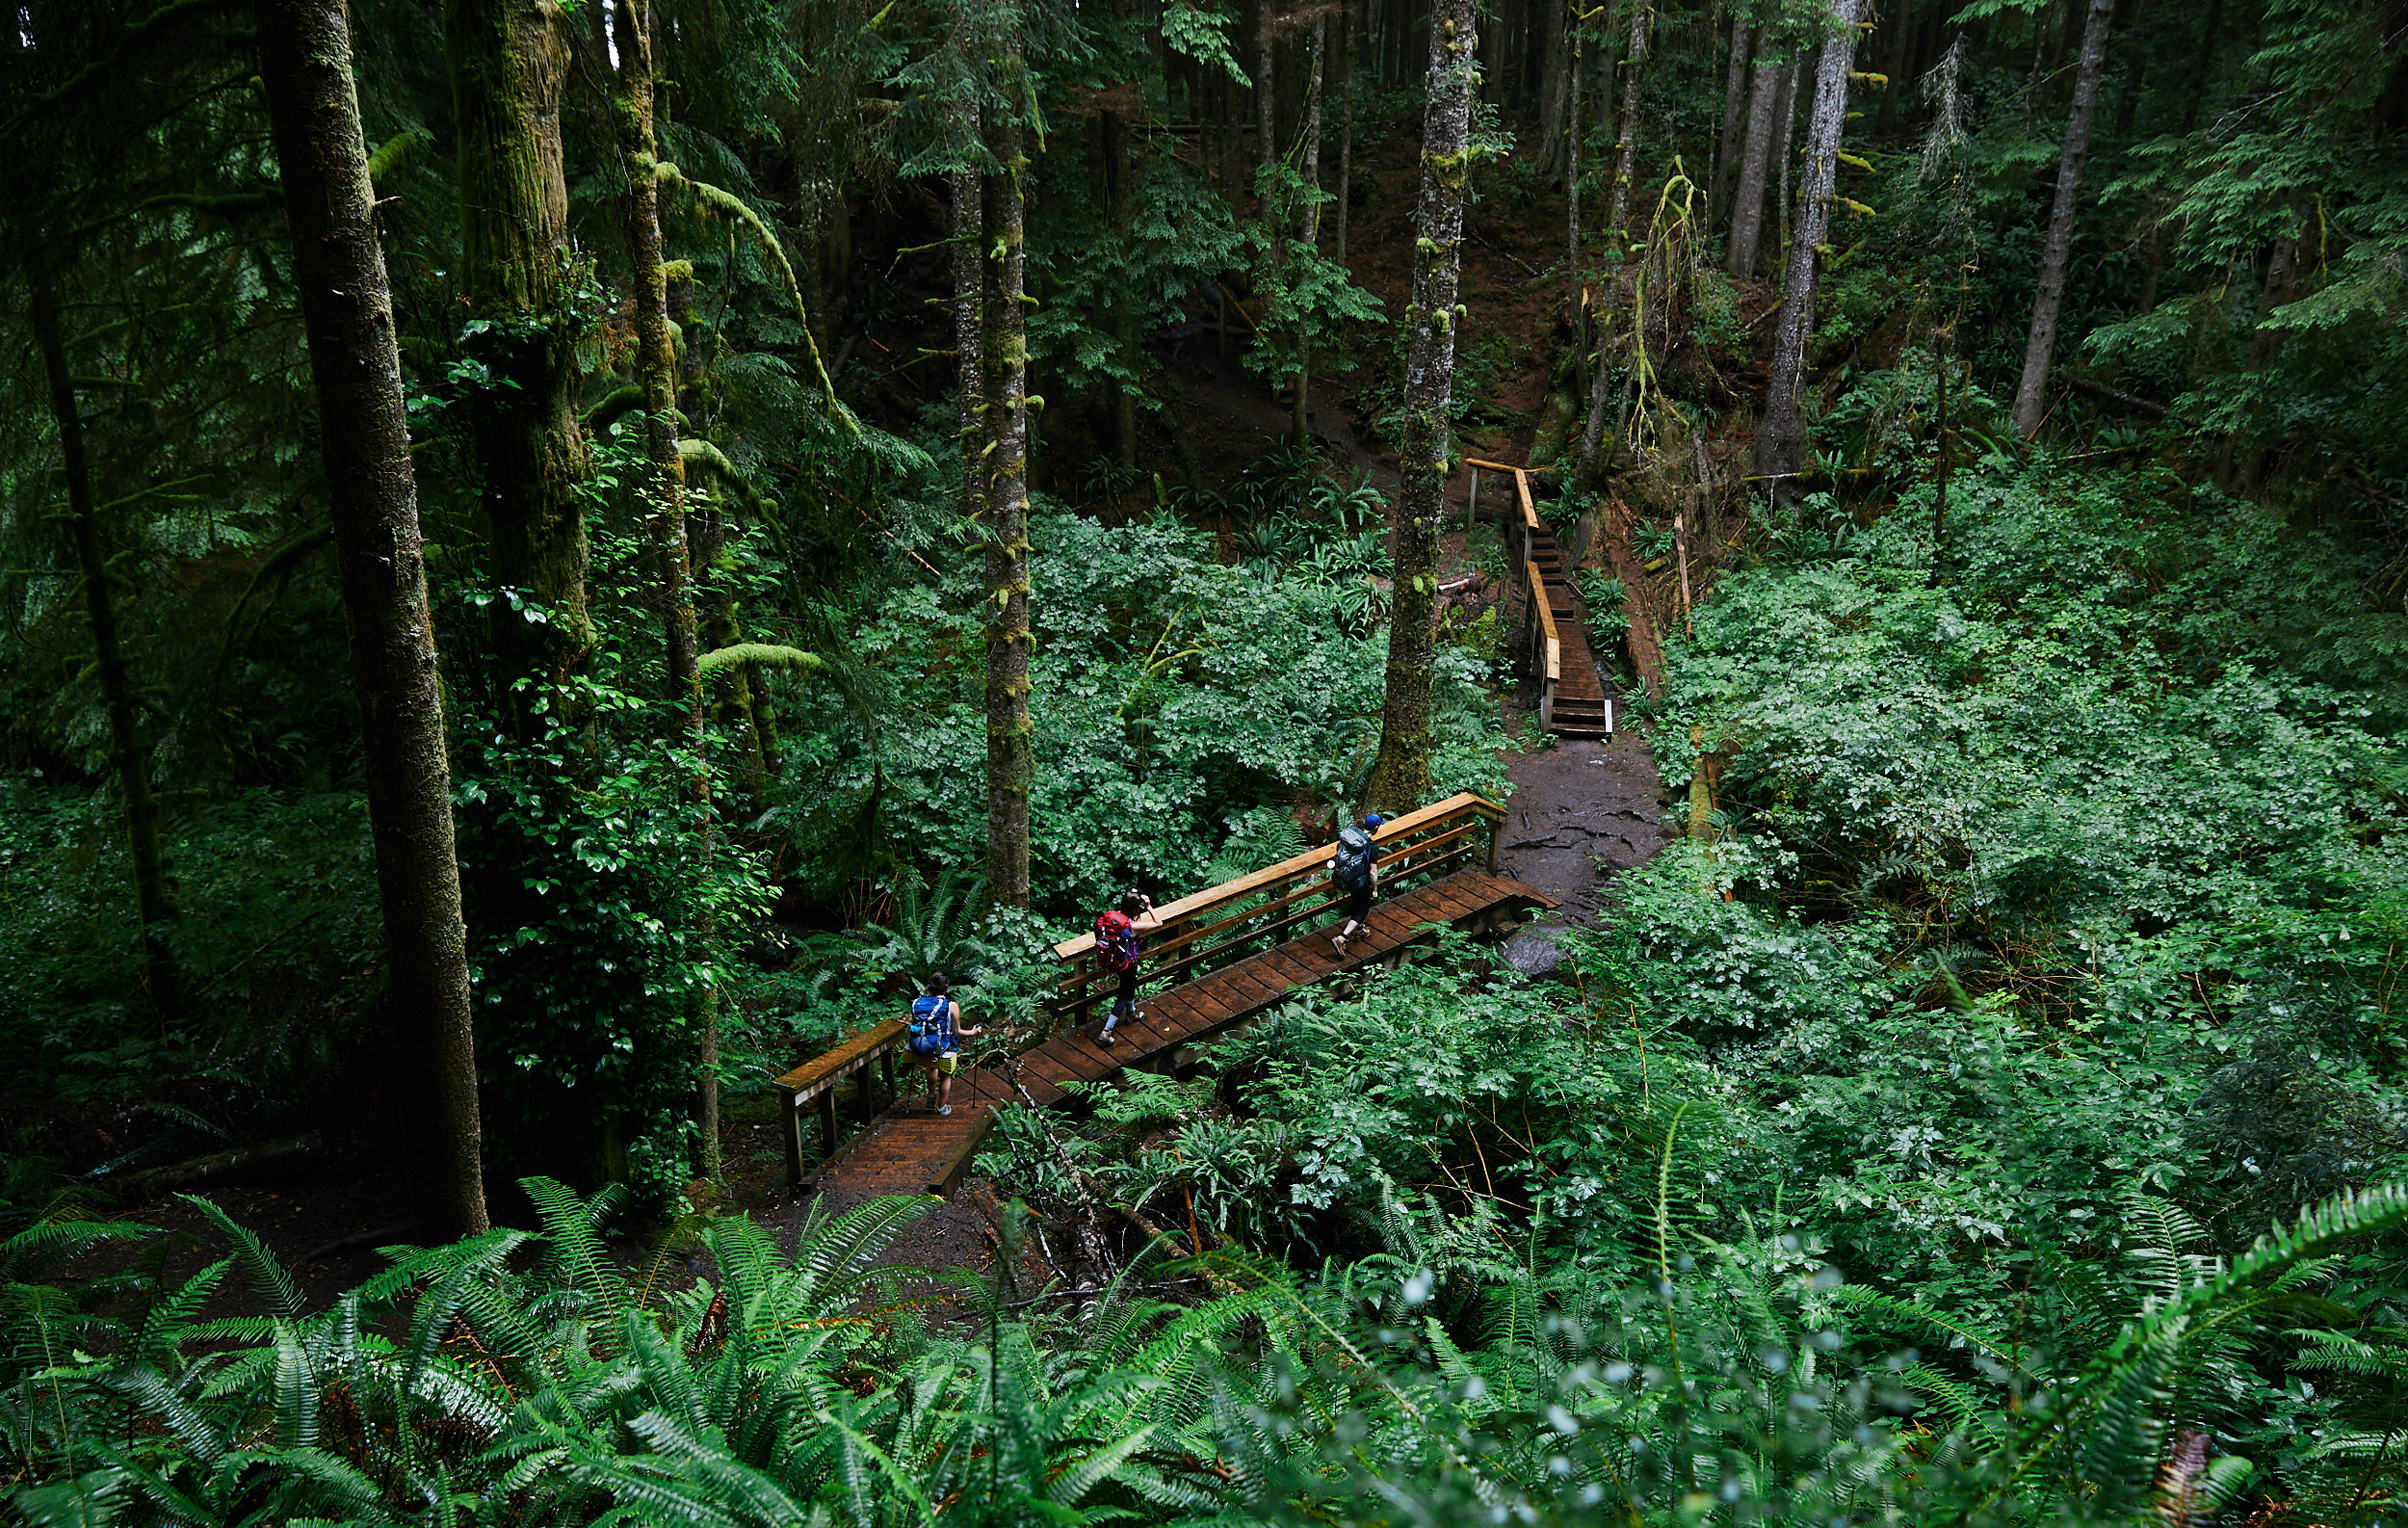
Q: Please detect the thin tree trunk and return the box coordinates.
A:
[952,117,983,503]
[1605,2,1651,235]
[982,66,1034,910]
[1576,295,1621,487]
[614,0,718,1178]
[1535,0,1569,182]
[1771,56,1801,270]
[445,0,590,733]
[1365,0,1477,812]
[1709,8,1753,227]
[31,276,179,1028]
[1335,0,1359,263]
[1566,17,1584,391]
[1294,14,1326,445]
[1725,41,1782,276]
[1755,0,1865,495]
[1257,0,1279,197]
[256,0,487,1241]
[2010,0,2115,436]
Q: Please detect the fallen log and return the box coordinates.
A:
[96,1131,325,1201]
[2068,376,2168,418]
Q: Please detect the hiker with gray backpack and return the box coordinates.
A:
[1328,812,1386,960]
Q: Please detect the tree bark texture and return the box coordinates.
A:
[1535,0,1569,182]
[1365,0,1477,813]
[1605,2,1651,235]
[1769,56,1800,268]
[1724,36,1781,276]
[982,79,1034,910]
[1560,15,1580,308]
[1709,8,1754,227]
[1334,0,1358,263]
[255,0,488,1241]
[1256,0,1278,196]
[1293,14,1326,445]
[951,128,983,504]
[31,275,180,1028]
[2010,0,2115,436]
[614,0,718,1177]
[1755,0,1864,494]
[445,0,591,731]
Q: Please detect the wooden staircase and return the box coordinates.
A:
[1472,459,1613,741]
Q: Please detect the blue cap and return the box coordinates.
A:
[1363,813,1386,831]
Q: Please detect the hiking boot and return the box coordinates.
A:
[1099,1027,1116,1047]
[938,1104,953,1117]
[1331,934,1348,960]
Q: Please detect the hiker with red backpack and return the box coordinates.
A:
[1329,812,1386,960]
[1092,888,1163,1047]
[906,972,985,1116]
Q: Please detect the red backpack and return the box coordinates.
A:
[1094,909,1140,974]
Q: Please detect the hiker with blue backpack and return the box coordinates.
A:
[1092,888,1163,1047]
[1328,812,1386,960]
[906,972,985,1116]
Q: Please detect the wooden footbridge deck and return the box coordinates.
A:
[772,795,1553,1199]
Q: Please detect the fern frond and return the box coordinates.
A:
[178,1195,302,1320]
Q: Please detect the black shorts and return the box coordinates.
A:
[1342,882,1374,922]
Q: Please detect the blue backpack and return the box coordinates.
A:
[907,994,952,1057]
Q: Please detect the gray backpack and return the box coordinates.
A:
[1332,827,1375,890]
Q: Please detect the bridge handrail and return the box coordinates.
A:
[1527,558,1560,726]
[1047,792,1506,1028]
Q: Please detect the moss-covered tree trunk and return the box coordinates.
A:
[257,0,489,1241]
[1365,0,1478,813]
[1604,2,1651,235]
[31,274,179,1028]
[445,0,590,729]
[614,0,719,1179]
[1756,0,1864,496]
[982,63,1033,911]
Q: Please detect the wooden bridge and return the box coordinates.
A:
[771,794,1553,1199]
[1467,458,1613,741]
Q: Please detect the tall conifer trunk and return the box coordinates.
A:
[614,0,718,1176]
[2011,0,2115,435]
[951,103,983,501]
[1709,8,1753,226]
[1335,0,1358,263]
[1293,14,1326,445]
[256,0,487,1240]
[1756,0,1864,496]
[444,0,590,729]
[1726,36,1782,275]
[32,275,179,1028]
[1604,1,1651,234]
[1365,0,1478,812]
[982,62,1033,910]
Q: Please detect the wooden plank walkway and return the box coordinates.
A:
[813,868,1555,1198]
